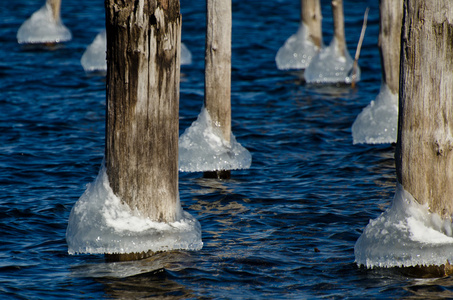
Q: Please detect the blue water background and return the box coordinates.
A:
[3,0,453,298]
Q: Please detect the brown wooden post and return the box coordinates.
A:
[47,0,61,22]
[105,0,181,222]
[204,0,232,179]
[396,0,453,219]
[378,0,403,94]
[331,0,346,57]
[301,0,323,49]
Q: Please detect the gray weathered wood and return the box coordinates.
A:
[205,0,232,145]
[378,0,403,94]
[105,0,181,222]
[331,0,345,56]
[301,0,323,48]
[396,0,453,219]
[204,0,232,179]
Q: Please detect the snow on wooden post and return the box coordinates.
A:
[204,0,232,179]
[47,0,61,22]
[301,0,323,49]
[105,0,181,222]
[331,0,346,57]
[396,0,453,219]
[378,0,403,95]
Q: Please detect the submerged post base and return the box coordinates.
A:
[203,170,231,179]
[105,250,154,262]
[400,261,453,278]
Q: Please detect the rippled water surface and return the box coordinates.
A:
[3,0,453,299]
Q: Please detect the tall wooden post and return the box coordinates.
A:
[331,0,346,56]
[204,0,232,179]
[301,0,323,49]
[47,0,61,22]
[396,0,453,219]
[378,0,403,94]
[105,0,181,222]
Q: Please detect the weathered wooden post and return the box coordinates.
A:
[331,0,345,57]
[379,0,403,95]
[204,0,232,179]
[47,0,61,22]
[396,0,453,220]
[301,0,323,50]
[105,0,181,222]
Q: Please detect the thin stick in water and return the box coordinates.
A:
[351,7,369,88]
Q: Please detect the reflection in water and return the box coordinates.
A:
[98,268,195,299]
[71,252,197,299]
[404,276,453,299]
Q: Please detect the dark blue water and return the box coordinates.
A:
[3,0,453,299]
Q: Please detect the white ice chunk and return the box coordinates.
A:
[181,43,192,65]
[17,3,72,44]
[179,107,252,172]
[275,22,322,70]
[81,30,107,72]
[304,37,359,84]
[355,183,453,269]
[351,83,398,144]
[66,165,203,255]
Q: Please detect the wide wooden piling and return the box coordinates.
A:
[378,0,403,94]
[331,0,346,57]
[204,0,232,179]
[301,0,323,48]
[105,0,181,223]
[396,0,453,219]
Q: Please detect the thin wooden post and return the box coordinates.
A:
[378,0,403,94]
[105,0,181,222]
[47,0,61,22]
[331,0,345,57]
[396,0,453,219]
[301,0,323,49]
[204,0,232,179]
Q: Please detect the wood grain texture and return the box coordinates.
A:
[105,0,181,222]
[396,0,453,218]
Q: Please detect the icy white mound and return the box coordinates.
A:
[275,23,321,70]
[181,43,192,65]
[17,3,72,44]
[81,30,107,72]
[352,84,398,144]
[66,165,203,255]
[179,107,252,172]
[355,183,453,269]
[304,37,359,84]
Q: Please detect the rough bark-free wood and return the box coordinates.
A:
[301,0,323,48]
[396,0,453,219]
[331,0,345,56]
[105,0,181,222]
[205,0,232,144]
[204,0,232,179]
[47,0,61,22]
[378,0,403,94]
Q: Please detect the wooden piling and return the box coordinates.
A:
[378,0,403,95]
[104,0,181,222]
[331,0,346,57]
[300,0,323,49]
[204,0,232,179]
[47,0,61,22]
[396,0,453,219]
